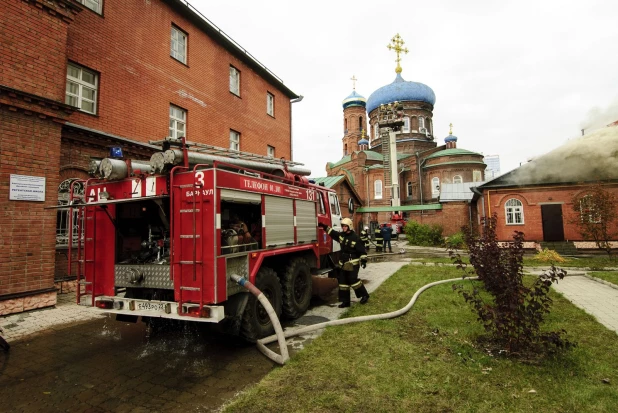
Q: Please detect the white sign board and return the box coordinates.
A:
[9,174,46,202]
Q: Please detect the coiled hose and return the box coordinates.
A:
[232,274,478,365]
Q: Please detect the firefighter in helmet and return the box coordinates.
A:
[374,224,383,252]
[360,226,370,251]
[319,218,369,307]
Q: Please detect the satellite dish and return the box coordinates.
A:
[348,198,354,213]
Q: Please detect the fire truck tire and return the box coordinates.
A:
[281,257,312,319]
[240,267,282,342]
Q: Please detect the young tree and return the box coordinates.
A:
[571,184,618,258]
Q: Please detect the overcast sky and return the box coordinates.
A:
[189,0,618,178]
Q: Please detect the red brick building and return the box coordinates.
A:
[0,0,298,315]
[475,124,618,247]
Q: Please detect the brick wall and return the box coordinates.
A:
[0,108,62,297]
[66,0,293,159]
[408,202,472,236]
[479,184,618,242]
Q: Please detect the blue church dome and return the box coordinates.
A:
[342,90,367,109]
[445,134,458,143]
[357,138,369,145]
[366,73,436,113]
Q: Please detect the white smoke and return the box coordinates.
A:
[580,97,618,132]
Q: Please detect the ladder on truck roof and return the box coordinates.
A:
[149,138,306,167]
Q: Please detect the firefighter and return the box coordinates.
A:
[319,218,369,307]
[374,225,383,252]
[360,226,370,251]
[381,223,393,253]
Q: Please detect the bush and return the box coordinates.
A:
[534,248,568,263]
[445,232,465,249]
[404,221,443,246]
[450,214,575,356]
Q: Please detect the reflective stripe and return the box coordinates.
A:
[350,241,356,246]
[339,284,350,290]
[351,281,363,289]
[327,227,333,234]
[360,254,367,260]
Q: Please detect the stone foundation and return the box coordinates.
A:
[0,291,57,316]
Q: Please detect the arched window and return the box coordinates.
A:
[453,175,462,184]
[403,116,410,133]
[57,178,85,246]
[374,123,380,139]
[431,177,440,197]
[359,116,363,130]
[505,199,524,224]
[406,181,413,197]
[344,118,348,132]
[419,117,425,130]
[427,118,432,134]
[344,144,348,156]
[374,179,383,199]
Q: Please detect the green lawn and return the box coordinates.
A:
[588,271,618,286]
[223,264,618,413]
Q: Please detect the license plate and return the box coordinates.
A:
[136,302,166,312]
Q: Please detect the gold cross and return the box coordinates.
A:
[449,123,453,135]
[350,75,358,90]
[387,33,409,74]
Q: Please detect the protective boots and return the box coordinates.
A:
[338,288,350,308]
[353,284,370,305]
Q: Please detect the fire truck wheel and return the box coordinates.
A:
[281,257,312,319]
[240,267,282,342]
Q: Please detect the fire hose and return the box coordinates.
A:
[232,274,478,365]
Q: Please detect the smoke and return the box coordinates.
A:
[580,97,618,132]
[502,124,618,185]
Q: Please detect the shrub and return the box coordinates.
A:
[445,232,465,249]
[404,221,443,247]
[450,214,575,356]
[534,248,568,263]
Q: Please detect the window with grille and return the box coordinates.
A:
[431,177,440,197]
[407,181,413,197]
[374,180,383,199]
[453,175,463,184]
[579,195,602,223]
[169,105,186,139]
[230,66,240,95]
[403,116,410,132]
[66,63,98,114]
[230,130,240,151]
[56,179,85,246]
[505,198,524,225]
[267,92,274,116]
[171,26,187,64]
[77,0,102,14]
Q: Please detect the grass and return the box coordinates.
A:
[223,264,618,413]
[588,271,618,286]
[524,255,618,269]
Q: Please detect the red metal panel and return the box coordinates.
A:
[84,204,116,298]
[216,170,319,201]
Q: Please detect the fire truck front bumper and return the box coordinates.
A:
[93,296,225,323]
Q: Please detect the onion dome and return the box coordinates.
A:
[444,123,457,143]
[342,90,367,109]
[366,73,436,113]
[357,138,369,145]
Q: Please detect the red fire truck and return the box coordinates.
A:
[69,139,343,341]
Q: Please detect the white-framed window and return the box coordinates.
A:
[431,177,440,197]
[579,195,601,223]
[77,0,102,14]
[505,198,524,225]
[453,175,463,184]
[267,145,275,158]
[171,26,187,64]
[419,117,425,130]
[56,178,85,246]
[403,116,410,133]
[66,63,98,114]
[230,130,240,151]
[374,179,383,199]
[473,170,482,182]
[374,124,380,139]
[267,92,274,116]
[406,181,413,197]
[169,105,186,139]
[230,66,240,96]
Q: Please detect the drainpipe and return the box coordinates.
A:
[289,95,304,162]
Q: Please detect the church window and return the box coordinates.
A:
[473,170,482,182]
[344,144,348,156]
[453,175,462,184]
[374,180,383,199]
[419,117,425,130]
[431,177,440,198]
[359,116,363,131]
[427,118,432,134]
[344,118,348,132]
[374,123,379,139]
[406,181,413,197]
[403,116,410,133]
[505,199,524,225]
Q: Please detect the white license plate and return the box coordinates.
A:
[136,302,166,312]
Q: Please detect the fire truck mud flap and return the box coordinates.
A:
[93,297,225,323]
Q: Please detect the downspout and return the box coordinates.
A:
[289,95,304,161]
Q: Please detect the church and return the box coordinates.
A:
[320,34,487,236]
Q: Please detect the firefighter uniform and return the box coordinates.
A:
[374,227,383,252]
[360,227,370,251]
[320,223,369,307]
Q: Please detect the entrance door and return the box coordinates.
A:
[541,204,565,242]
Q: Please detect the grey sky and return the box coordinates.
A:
[190,0,618,177]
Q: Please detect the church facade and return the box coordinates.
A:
[323,34,486,235]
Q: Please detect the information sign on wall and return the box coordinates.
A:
[9,174,46,202]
